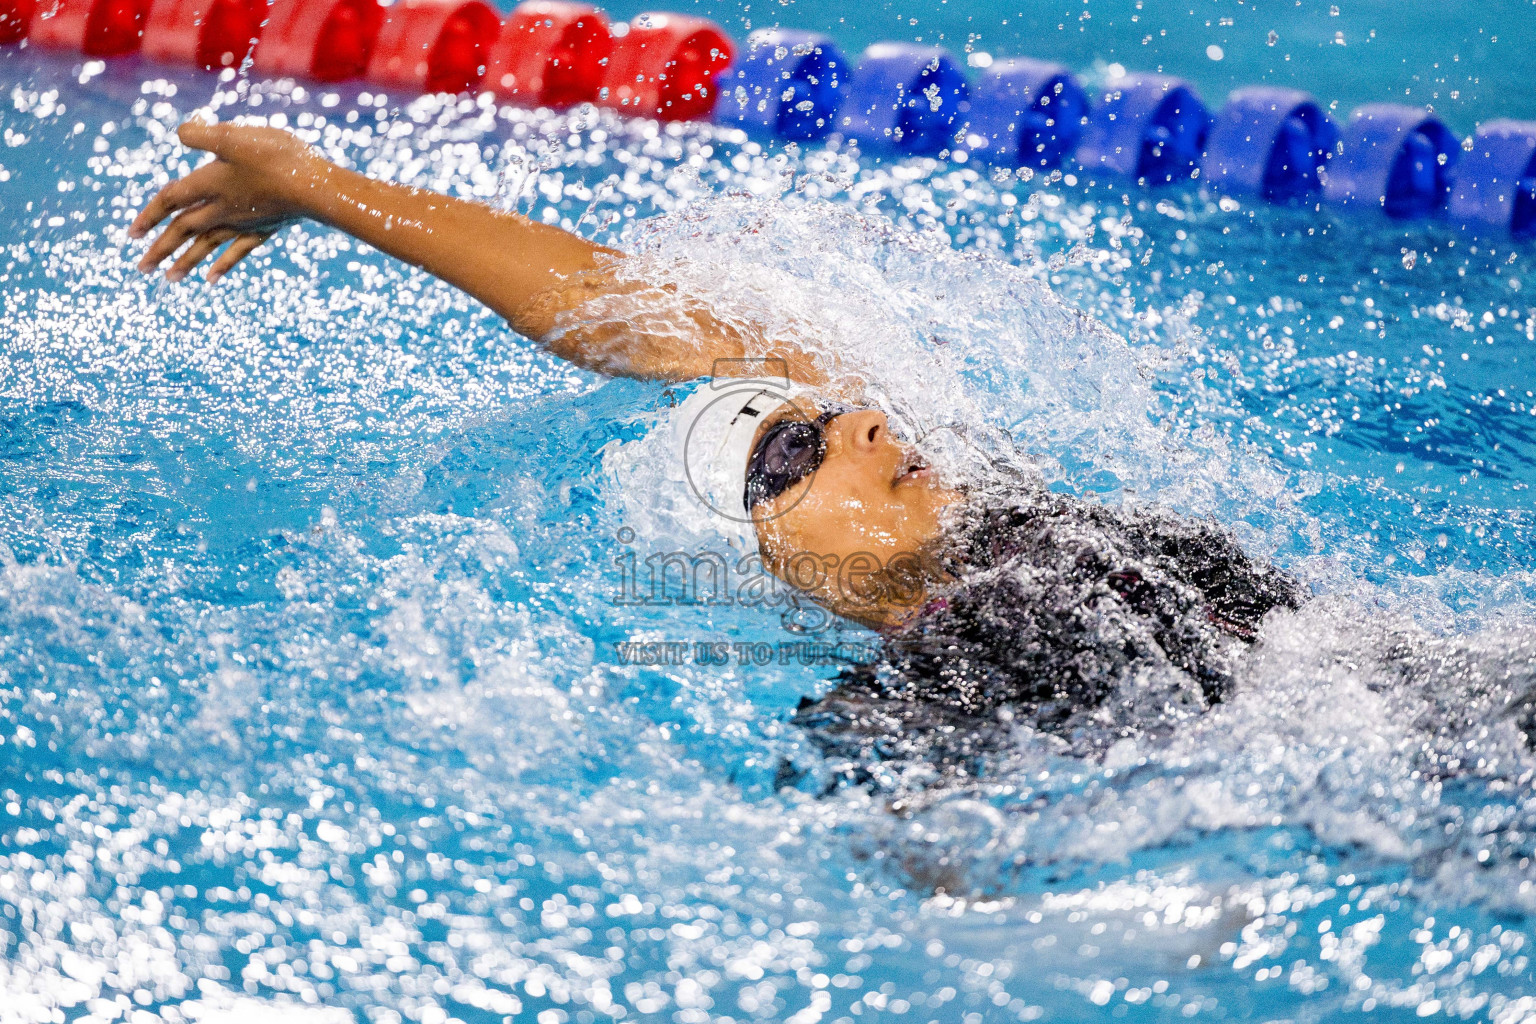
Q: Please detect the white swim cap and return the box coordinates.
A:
[673,376,813,543]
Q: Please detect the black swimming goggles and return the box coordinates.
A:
[743,403,853,511]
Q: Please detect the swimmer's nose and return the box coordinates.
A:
[832,410,888,454]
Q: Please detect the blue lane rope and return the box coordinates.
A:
[1205,87,1339,202]
[963,57,1086,170]
[718,30,1535,235]
[836,43,968,156]
[1449,120,1536,235]
[1076,73,1208,185]
[716,28,847,141]
[1326,105,1459,219]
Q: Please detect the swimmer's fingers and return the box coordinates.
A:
[129,165,222,240]
[128,181,180,239]
[167,227,238,283]
[132,122,311,230]
[137,201,225,273]
[176,117,231,157]
[206,232,270,283]
[179,119,308,167]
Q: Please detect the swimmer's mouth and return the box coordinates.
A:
[895,457,933,485]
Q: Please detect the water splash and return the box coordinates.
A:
[4,51,1536,1023]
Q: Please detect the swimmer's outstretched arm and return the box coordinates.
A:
[129,119,823,384]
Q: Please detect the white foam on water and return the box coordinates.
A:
[4,68,1536,1023]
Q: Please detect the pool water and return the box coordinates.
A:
[5,2,1536,1021]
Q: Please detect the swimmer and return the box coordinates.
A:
[130,119,1306,761]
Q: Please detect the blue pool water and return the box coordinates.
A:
[6,2,1536,1021]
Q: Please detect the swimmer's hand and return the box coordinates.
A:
[130,119,317,282]
[129,119,827,385]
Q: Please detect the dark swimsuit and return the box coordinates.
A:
[789,495,1309,787]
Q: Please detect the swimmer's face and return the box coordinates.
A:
[749,403,961,628]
